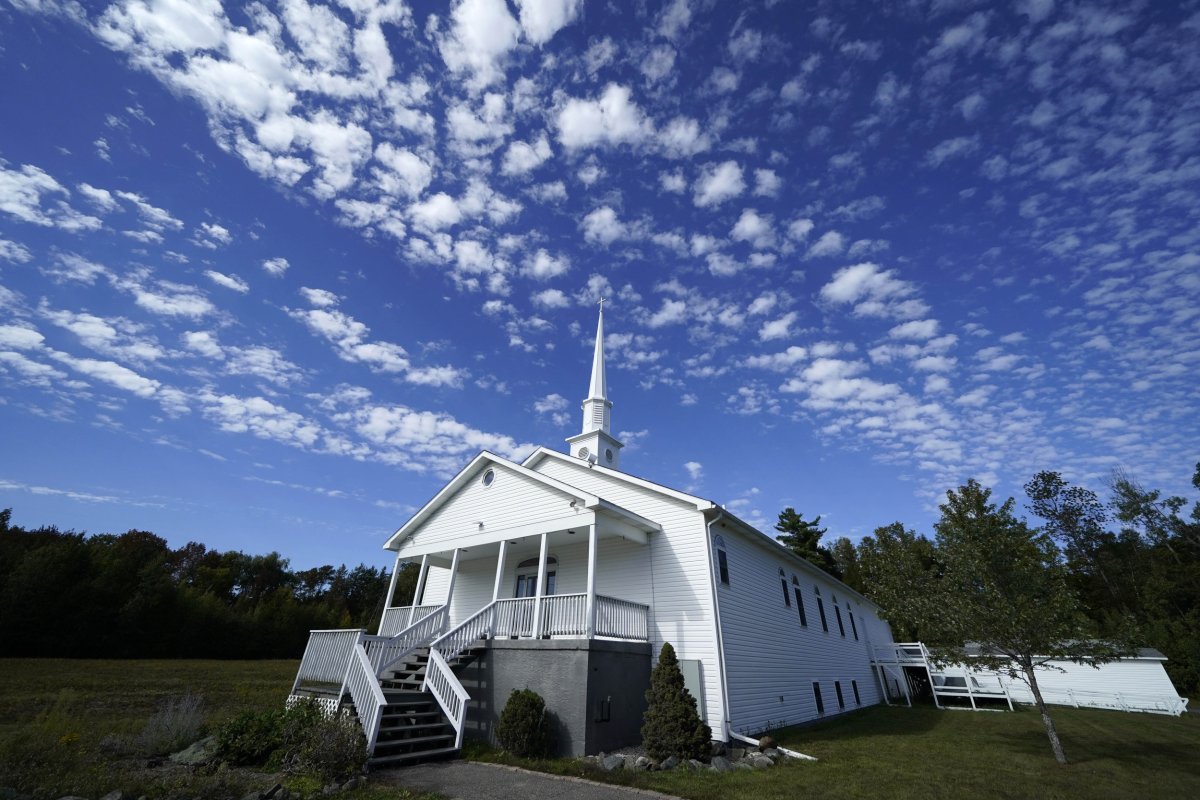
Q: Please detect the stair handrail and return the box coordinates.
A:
[343,636,388,752]
[364,604,450,677]
[428,600,499,662]
[424,648,472,749]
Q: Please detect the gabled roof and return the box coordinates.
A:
[523,447,717,511]
[383,450,660,552]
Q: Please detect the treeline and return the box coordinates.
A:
[0,509,418,659]
[819,463,1200,696]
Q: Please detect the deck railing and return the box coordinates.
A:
[379,603,441,636]
[364,606,449,676]
[344,641,388,750]
[540,594,588,636]
[493,597,535,637]
[291,629,365,693]
[870,642,930,664]
[594,595,649,640]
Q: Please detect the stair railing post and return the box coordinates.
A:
[444,549,461,623]
[407,554,430,628]
[585,523,598,638]
[531,533,549,639]
[381,553,404,635]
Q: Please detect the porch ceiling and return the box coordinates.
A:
[404,512,650,568]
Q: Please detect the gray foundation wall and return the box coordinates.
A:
[457,638,652,756]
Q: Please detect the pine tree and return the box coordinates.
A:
[641,642,711,761]
[775,507,841,578]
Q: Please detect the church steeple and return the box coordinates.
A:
[566,302,624,469]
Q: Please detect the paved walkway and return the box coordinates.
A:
[376,760,682,800]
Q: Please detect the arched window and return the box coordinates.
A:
[714,535,730,585]
[815,585,829,632]
[514,556,557,597]
[779,568,791,607]
[792,575,808,626]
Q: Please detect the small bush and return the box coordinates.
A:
[214,699,365,782]
[136,693,206,755]
[286,712,367,783]
[641,642,711,762]
[495,689,550,757]
[215,707,287,766]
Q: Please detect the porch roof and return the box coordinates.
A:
[383,450,660,554]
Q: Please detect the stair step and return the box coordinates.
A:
[373,733,455,750]
[378,721,451,734]
[382,710,442,720]
[369,746,459,767]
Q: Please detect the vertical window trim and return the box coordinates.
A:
[793,579,807,626]
[835,680,846,710]
[779,569,790,607]
[835,605,846,637]
[816,596,829,633]
[852,679,862,706]
[848,610,859,640]
[812,682,825,715]
[714,535,730,586]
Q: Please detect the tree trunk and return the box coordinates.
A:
[1025,663,1068,765]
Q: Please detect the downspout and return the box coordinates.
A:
[703,509,734,744]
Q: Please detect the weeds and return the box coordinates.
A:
[135,692,205,756]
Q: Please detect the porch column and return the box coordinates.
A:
[584,523,598,638]
[492,540,509,602]
[531,533,549,638]
[407,554,430,626]
[445,548,462,614]
[381,552,404,634]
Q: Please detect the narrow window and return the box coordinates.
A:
[779,569,790,607]
[812,682,825,715]
[715,535,730,585]
[816,596,829,633]
[835,681,846,710]
[792,577,807,626]
[848,610,859,640]
[835,606,846,637]
[852,680,861,706]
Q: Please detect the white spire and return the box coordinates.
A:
[567,301,623,469]
[587,298,607,401]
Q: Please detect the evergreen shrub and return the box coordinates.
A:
[641,642,711,761]
[495,688,550,757]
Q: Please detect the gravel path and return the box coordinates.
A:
[375,760,682,800]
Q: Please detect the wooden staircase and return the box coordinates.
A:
[365,645,485,768]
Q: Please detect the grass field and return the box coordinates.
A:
[1,659,1196,800]
[0,659,432,800]
[469,703,1200,800]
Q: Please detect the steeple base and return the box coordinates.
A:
[565,429,623,470]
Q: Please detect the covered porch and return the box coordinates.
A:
[379,504,658,643]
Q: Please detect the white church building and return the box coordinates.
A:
[290,307,895,765]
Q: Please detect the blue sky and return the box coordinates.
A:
[1,0,1197,571]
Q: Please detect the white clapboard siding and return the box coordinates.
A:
[419,565,449,605]
[402,462,578,552]
[714,520,887,734]
[988,657,1186,713]
[531,457,726,736]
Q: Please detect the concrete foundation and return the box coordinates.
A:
[457,638,652,756]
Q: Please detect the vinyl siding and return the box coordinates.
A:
[986,658,1186,712]
[531,458,726,737]
[401,462,579,553]
[714,521,889,734]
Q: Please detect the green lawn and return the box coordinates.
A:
[470,704,1200,800]
[0,659,434,800]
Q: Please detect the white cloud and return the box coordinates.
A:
[439,0,522,88]
[581,206,626,245]
[787,217,815,241]
[532,288,570,309]
[693,160,745,208]
[659,170,686,193]
[557,84,650,150]
[820,262,928,320]
[373,143,433,199]
[888,319,938,340]
[684,460,703,480]
[641,44,676,83]
[807,230,845,258]
[0,238,32,263]
[758,311,797,341]
[753,169,781,197]
[658,116,710,158]
[409,192,463,232]
[514,0,583,45]
[647,298,688,328]
[501,135,553,176]
[204,269,249,293]
[731,209,775,249]
[747,293,777,316]
[0,162,102,231]
[522,249,570,280]
[925,135,981,167]
[262,257,290,276]
[300,286,340,307]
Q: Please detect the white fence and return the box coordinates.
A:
[291,629,364,692]
[379,603,441,636]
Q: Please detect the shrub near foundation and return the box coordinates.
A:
[641,642,711,762]
[495,689,551,757]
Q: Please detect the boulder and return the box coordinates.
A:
[752,756,774,769]
[687,759,706,771]
[710,756,732,772]
[730,747,746,760]
[100,792,124,800]
[710,741,727,758]
[660,756,680,770]
[600,754,626,772]
[633,756,654,771]
[169,737,217,766]
[762,748,782,759]
[757,735,777,750]
[733,762,753,771]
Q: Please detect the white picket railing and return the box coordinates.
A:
[364,606,449,676]
[344,641,388,750]
[540,593,588,636]
[493,597,535,637]
[379,603,441,636]
[594,595,649,640]
[424,649,471,749]
[1024,686,1189,717]
[292,629,365,693]
[870,642,930,664]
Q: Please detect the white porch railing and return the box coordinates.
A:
[379,603,441,636]
[364,606,449,676]
[870,642,930,664]
[344,642,388,751]
[493,597,535,637]
[595,595,649,640]
[291,629,364,693]
[540,594,587,636]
